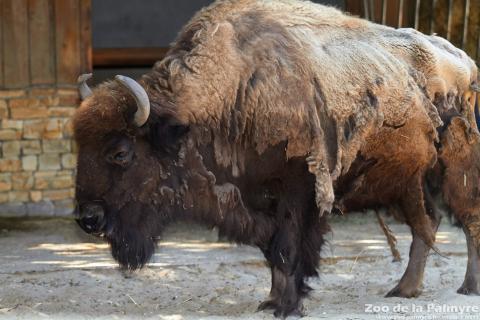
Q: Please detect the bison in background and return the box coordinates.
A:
[73,0,478,317]
[430,115,480,295]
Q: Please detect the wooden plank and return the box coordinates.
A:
[0,1,4,88]
[417,0,434,34]
[402,0,417,28]
[345,0,363,17]
[372,0,384,23]
[92,47,169,67]
[28,0,55,85]
[79,0,92,74]
[2,0,30,88]
[477,33,480,66]
[54,0,81,85]
[432,0,449,38]
[384,0,399,27]
[464,0,479,62]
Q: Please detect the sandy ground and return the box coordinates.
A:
[0,213,478,320]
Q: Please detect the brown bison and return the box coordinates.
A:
[73,0,478,317]
[427,115,480,295]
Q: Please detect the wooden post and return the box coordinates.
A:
[2,0,30,88]
[0,0,91,89]
[28,0,56,86]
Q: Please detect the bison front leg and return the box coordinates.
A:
[457,225,480,295]
[385,230,431,298]
[211,173,324,318]
[257,265,286,312]
[259,224,307,318]
[259,195,324,318]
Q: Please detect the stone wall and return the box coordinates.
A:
[0,88,78,217]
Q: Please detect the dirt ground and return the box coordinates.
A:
[0,213,478,320]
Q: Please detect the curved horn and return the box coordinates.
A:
[77,73,93,100]
[471,83,480,93]
[115,75,150,127]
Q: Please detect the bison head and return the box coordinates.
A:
[73,74,205,270]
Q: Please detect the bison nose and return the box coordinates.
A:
[75,202,106,236]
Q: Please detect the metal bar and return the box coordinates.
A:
[363,0,369,20]
[477,30,480,66]
[430,0,437,34]
[381,0,387,25]
[446,0,453,41]
[462,0,470,49]
[414,0,420,29]
[369,0,375,22]
[398,0,404,28]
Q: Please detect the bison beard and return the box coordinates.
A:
[109,228,155,271]
[73,0,479,318]
[106,203,159,271]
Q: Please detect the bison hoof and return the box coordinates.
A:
[385,285,422,298]
[457,285,480,295]
[258,299,304,319]
[273,304,304,319]
[257,299,279,311]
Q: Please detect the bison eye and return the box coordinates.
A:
[104,137,134,167]
[107,148,133,167]
[114,151,128,161]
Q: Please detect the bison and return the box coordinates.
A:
[73,0,478,317]
[365,112,480,297]
[427,115,480,295]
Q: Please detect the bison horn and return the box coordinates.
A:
[115,75,150,127]
[471,83,480,93]
[77,73,93,100]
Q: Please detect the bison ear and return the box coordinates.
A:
[149,117,189,152]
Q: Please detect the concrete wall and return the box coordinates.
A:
[92,0,345,48]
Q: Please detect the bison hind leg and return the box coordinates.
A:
[457,226,480,295]
[386,178,442,298]
[375,210,402,262]
[385,225,438,298]
[457,286,480,296]
[385,229,428,298]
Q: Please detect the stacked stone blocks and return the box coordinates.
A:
[0,88,78,216]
